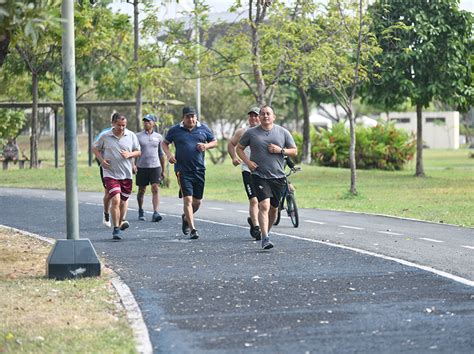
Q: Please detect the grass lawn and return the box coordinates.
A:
[0,228,136,353]
[2,136,474,228]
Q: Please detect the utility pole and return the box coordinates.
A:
[47,0,100,280]
[133,0,142,131]
[194,0,201,117]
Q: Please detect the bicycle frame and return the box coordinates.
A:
[274,164,301,227]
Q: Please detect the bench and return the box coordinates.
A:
[2,159,42,170]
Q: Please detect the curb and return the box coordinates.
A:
[0,225,153,354]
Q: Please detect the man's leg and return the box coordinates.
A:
[137,185,146,220]
[110,194,121,228]
[119,199,129,226]
[151,183,160,212]
[137,186,146,210]
[268,205,279,232]
[258,198,271,237]
[183,196,201,231]
[102,189,111,227]
[249,197,259,227]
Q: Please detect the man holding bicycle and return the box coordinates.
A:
[236,105,297,250]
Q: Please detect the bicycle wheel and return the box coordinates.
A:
[286,193,299,227]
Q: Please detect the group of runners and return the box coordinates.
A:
[92,105,297,250]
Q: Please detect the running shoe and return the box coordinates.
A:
[103,212,111,228]
[120,220,130,231]
[181,214,190,235]
[190,229,199,239]
[261,236,274,250]
[152,211,163,222]
[252,226,262,241]
[138,209,146,221]
[112,227,122,240]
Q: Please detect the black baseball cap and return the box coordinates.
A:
[183,106,197,116]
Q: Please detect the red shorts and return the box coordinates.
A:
[104,178,132,201]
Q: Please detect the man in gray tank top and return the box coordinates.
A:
[227,106,261,240]
[134,114,166,222]
[237,105,297,250]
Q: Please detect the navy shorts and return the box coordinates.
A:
[177,170,205,199]
[251,175,286,208]
[242,171,257,200]
[136,167,162,186]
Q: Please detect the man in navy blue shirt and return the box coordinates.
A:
[162,106,217,239]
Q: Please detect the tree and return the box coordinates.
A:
[366,0,473,177]
[0,0,60,67]
[310,0,380,194]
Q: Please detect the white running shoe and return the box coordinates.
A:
[102,212,111,228]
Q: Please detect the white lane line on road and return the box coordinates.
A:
[208,207,224,211]
[461,245,474,250]
[237,210,248,213]
[304,220,326,225]
[268,230,474,288]
[339,225,365,230]
[419,237,445,243]
[377,231,403,236]
[112,215,473,288]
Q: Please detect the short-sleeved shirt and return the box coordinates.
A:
[164,121,216,173]
[93,128,140,180]
[239,124,296,179]
[136,130,164,168]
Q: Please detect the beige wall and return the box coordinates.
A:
[380,111,459,149]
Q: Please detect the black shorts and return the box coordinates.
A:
[252,175,286,208]
[136,167,162,186]
[177,170,205,199]
[242,171,257,200]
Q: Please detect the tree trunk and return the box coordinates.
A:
[134,0,142,131]
[249,5,266,105]
[415,103,425,177]
[0,31,10,68]
[298,85,311,164]
[30,72,39,168]
[348,110,357,195]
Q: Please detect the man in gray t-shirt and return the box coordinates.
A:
[93,113,141,240]
[237,105,297,250]
[134,114,166,222]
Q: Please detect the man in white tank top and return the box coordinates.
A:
[227,107,262,240]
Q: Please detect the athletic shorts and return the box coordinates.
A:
[136,167,162,186]
[242,171,257,200]
[104,177,133,201]
[176,170,205,200]
[251,175,286,208]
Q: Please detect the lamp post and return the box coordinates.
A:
[47,0,101,280]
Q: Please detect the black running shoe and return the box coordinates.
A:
[181,214,190,235]
[252,226,262,241]
[138,209,146,221]
[152,211,163,222]
[190,229,199,239]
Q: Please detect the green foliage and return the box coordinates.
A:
[0,109,26,144]
[365,0,473,110]
[312,122,415,170]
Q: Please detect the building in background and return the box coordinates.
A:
[381,111,459,149]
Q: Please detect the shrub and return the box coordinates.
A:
[311,121,415,170]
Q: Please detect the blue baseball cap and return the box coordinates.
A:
[143,114,157,122]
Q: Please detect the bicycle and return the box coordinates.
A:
[273,157,301,228]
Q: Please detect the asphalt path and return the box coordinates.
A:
[0,187,473,353]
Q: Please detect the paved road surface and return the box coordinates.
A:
[0,188,473,353]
